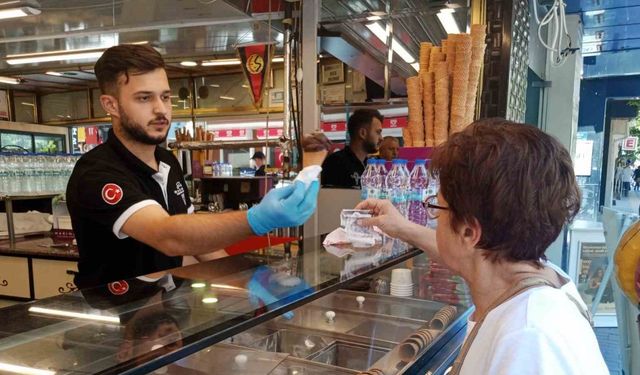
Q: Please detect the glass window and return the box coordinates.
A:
[41,91,90,122]
[13,91,36,123]
[195,74,254,109]
[170,78,192,110]
[0,132,33,152]
[92,88,108,118]
[34,134,65,153]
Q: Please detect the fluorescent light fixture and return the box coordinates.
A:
[201,56,284,67]
[365,22,416,63]
[437,9,460,34]
[7,51,103,65]
[202,297,218,304]
[584,10,605,16]
[180,61,198,67]
[201,59,240,67]
[411,62,420,72]
[0,0,41,20]
[219,96,235,101]
[28,306,120,324]
[191,282,206,288]
[6,41,148,65]
[45,71,62,76]
[0,362,55,375]
[366,15,382,21]
[0,76,20,84]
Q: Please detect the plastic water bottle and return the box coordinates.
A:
[360,159,374,200]
[408,159,429,225]
[377,159,388,199]
[386,159,409,217]
[426,172,440,228]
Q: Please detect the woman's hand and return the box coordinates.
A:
[355,198,409,239]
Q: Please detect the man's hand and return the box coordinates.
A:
[247,181,320,235]
[355,198,409,239]
[301,132,332,152]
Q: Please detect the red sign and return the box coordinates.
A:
[256,128,283,139]
[107,280,129,296]
[251,0,283,13]
[321,121,347,132]
[237,43,274,108]
[212,129,247,139]
[623,137,638,151]
[383,117,407,128]
[320,117,407,132]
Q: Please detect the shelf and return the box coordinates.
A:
[0,192,63,201]
[168,139,280,150]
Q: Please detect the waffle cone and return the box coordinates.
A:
[422,72,435,147]
[434,62,450,145]
[303,150,328,168]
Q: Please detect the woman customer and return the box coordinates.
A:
[356,119,608,374]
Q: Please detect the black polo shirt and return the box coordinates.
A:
[320,146,367,188]
[66,129,193,289]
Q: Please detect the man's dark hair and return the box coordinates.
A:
[94,44,166,95]
[430,118,581,266]
[347,108,383,141]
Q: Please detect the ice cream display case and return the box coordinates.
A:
[0,235,472,375]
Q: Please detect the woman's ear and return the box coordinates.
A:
[461,218,482,248]
[100,94,120,119]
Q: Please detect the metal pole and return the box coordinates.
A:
[280,2,293,179]
[6,199,15,245]
[384,3,393,101]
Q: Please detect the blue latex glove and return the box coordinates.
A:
[246,266,314,320]
[247,180,320,235]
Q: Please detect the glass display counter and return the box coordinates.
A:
[0,235,472,375]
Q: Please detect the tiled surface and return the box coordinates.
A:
[595,327,623,375]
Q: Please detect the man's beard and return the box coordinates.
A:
[363,139,379,154]
[120,109,169,145]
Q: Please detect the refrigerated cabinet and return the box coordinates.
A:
[0,235,472,375]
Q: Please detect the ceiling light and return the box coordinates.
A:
[28,306,120,324]
[584,10,605,16]
[201,56,284,66]
[209,83,220,87]
[6,41,148,65]
[0,76,20,84]
[0,0,41,21]
[367,15,382,21]
[437,9,460,34]
[45,71,62,76]
[201,59,240,67]
[180,61,198,67]
[219,96,236,101]
[365,22,416,63]
[191,282,206,288]
[202,297,218,304]
[7,51,103,65]
[0,362,55,375]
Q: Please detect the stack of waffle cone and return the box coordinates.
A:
[445,34,458,76]
[422,72,435,147]
[406,76,425,147]
[419,42,433,74]
[464,24,487,127]
[433,62,450,146]
[449,34,472,135]
[428,47,444,73]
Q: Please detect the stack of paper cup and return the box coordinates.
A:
[390,268,414,297]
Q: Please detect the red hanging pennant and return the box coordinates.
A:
[237,43,274,109]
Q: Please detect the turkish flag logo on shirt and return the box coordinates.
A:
[107,280,129,295]
[102,183,123,205]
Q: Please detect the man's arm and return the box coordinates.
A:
[123,180,320,257]
[122,206,252,256]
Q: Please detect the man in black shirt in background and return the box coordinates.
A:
[321,108,383,188]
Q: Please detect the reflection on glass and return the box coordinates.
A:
[13,91,36,123]
[41,91,89,122]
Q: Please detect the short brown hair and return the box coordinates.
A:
[94,44,165,95]
[429,118,581,265]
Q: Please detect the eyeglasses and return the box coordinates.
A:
[424,195,449,219]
